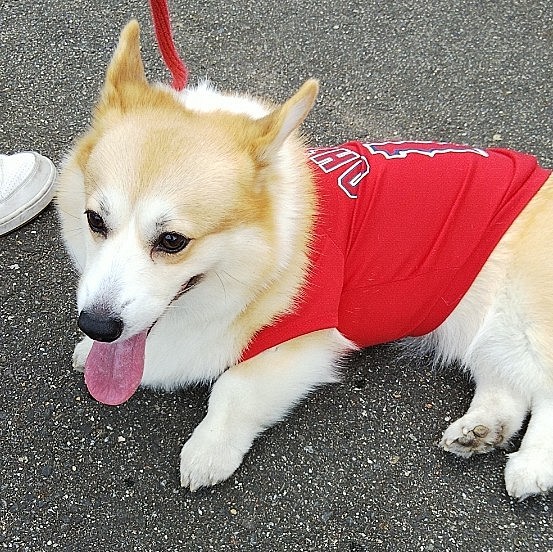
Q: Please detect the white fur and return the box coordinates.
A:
[175,80,271,119]
[180,328,350,490]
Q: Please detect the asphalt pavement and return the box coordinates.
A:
[1,0,552,550]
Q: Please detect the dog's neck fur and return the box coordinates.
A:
[171,81,316,362]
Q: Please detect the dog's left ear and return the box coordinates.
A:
[254,79,319,159]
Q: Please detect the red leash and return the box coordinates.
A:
[148,0,188,90]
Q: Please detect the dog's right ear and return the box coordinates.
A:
[97,20,148,114]
[253,79,319,160]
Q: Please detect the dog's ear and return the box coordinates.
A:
[97,20,148,113]
[254,79,319,159]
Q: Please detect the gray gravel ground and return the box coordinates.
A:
[1,0,552,550]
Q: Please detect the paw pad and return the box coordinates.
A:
[440,418,506,457]
[472,425,489,438]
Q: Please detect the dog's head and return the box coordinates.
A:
[56,21,318,403]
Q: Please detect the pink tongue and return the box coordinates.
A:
[84,331,148,406]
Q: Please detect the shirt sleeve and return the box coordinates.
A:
[239,233,344,361]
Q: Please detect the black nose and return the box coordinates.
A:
[78,310,124,342]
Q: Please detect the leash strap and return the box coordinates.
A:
[148,0,188,90]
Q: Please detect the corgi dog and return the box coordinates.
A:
[56,20,553,500]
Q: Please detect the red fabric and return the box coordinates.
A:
[149,0,188,90]
[241,141,551,360]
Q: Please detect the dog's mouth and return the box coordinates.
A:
[146,273,205,336]
[84,273,204,407]
[172,273,204,302]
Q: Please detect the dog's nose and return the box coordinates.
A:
[78,310,124,342]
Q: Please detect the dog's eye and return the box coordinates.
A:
[155,232,190,253]
[85,210,108,236]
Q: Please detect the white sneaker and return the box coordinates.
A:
[0,152,56,235]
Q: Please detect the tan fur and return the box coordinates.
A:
[502,174,553,369]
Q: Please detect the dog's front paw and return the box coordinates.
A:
[72,336,93,373]
[439,412,510,457]
[180,423,246,491]
[505,448,553,500]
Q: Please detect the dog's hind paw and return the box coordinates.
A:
[439,414,507,458]
[72,336,93,372]
[505,448,553,500]
[180,422,246,491]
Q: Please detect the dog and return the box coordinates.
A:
[56,20,553,499]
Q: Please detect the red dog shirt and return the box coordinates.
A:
[241,141,551,360]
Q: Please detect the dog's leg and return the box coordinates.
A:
[439,283,553,499]
[179,328,352,491]
[440,371,528,457]
[500,176,553,500]
[504,395,553,500]
[429,245,530,456]
[72,335,93,372]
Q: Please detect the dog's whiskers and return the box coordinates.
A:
[55,208,82,221]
